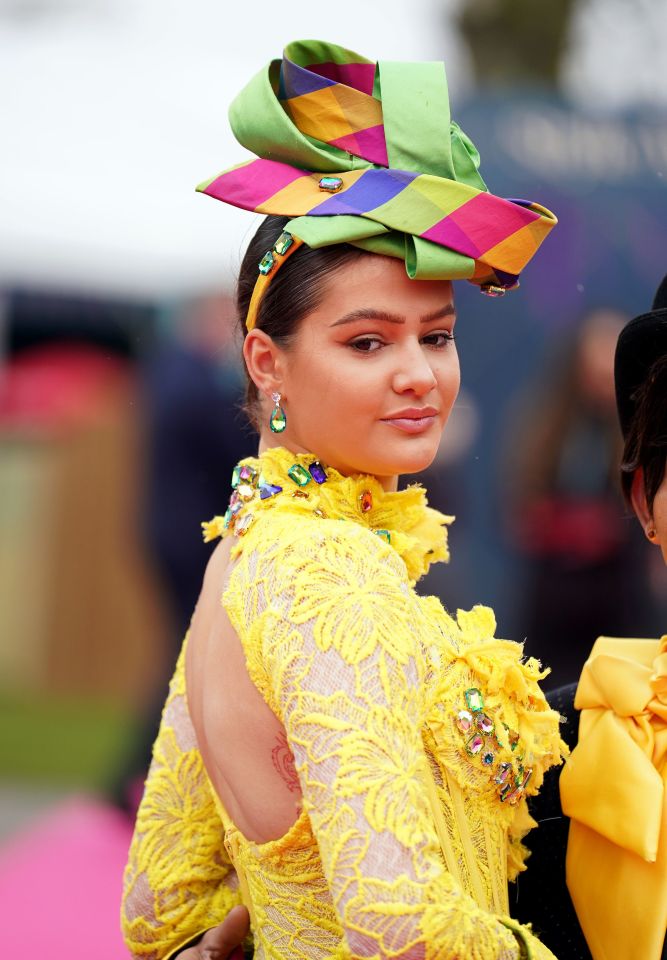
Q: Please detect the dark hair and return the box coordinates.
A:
[620,353,667,510]
[236,214,365,428]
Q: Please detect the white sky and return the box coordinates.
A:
[0,0,665,298]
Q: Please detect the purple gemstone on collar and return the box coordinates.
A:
[308,461,327,484]
[239,464,256,481]
[260,483,282,500]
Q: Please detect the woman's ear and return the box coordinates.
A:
[630,468,657,542]
[243,329,286,399]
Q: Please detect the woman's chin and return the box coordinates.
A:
[361,438,440,479]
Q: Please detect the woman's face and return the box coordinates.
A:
[267,254,460,486]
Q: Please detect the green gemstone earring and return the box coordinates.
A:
[269,391,287,433]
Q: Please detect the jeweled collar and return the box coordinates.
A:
[202,446,452,584]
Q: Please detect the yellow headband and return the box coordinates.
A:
[246,231,305,332]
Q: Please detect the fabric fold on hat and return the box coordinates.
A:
[197,39,557,289]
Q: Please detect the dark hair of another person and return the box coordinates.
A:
[620,354,667,510]
[236,214,365,428]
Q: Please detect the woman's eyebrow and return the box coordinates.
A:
[331,304,456,327]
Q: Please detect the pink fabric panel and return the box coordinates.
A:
[447,193,539,254]
[329,124,388,167]
[203,159,304,211]
[308,61,376,96]
[422,215,482,259]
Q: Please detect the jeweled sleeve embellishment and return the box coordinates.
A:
[452,686,533,805]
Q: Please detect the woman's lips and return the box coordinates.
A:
[381,408,438,434]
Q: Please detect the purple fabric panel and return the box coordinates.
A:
[493,268,520,286]
[311,168,418,216]
[280,57,335,99]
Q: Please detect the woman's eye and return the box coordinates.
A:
[422,331,455,348]
[349,337,384,353]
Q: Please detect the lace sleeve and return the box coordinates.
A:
[225,520,557,960]
[121,649,242,960]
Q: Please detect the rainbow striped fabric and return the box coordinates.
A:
[197,40,557,289]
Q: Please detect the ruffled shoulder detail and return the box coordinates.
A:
[425,604,568,878]
[202,446,452,584]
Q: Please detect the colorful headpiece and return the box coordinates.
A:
[197,39,558,330]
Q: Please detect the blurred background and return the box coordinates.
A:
[1,1,666,956]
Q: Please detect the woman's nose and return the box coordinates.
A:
[392,342,438,395]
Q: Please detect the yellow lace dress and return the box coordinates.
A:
[122,447,566,960]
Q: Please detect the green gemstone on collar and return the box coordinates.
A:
[258,251,275,275]
[273,232,294,256]
[288,464,311,487]
[231,464,242,489]
[374,529,391,543]
[464,688,484,713]
[318,176,343,193]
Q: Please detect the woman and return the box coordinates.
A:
[515,276,667,960]
[122,40,563,959]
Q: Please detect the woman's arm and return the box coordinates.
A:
[225,520,557,960]
[121,649,243,960]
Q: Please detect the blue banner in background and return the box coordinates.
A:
[425,93,667,633]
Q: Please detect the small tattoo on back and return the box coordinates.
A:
[271,731,300,793]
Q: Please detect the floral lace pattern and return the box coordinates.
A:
[122,448,565,960]
[121,652,241,960]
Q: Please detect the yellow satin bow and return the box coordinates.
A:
[560,634,667,960]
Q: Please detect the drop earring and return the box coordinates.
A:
[269,391,287,433]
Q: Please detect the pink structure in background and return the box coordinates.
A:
[0,798,133,958]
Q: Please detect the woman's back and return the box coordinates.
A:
[186,534,302,844]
